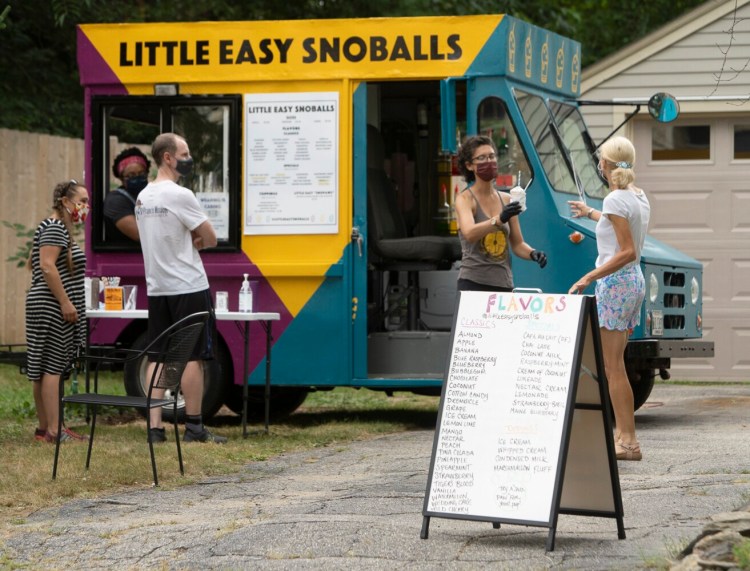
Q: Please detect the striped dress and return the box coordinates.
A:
[25,218,86,381]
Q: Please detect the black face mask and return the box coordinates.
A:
[124,175,148,196]
[175,157,194,177]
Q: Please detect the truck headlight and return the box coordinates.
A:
[691,277,699,304]
[649,273,659,303]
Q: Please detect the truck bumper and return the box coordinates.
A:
[626,339,714,360]
[625,340,715,374]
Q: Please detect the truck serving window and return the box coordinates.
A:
[477,97,532,189]
[91,95,241,251]
[514,90,606,199]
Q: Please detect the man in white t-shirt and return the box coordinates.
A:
[135,132,226,444]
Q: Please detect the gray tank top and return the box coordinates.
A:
[458,187,513,289]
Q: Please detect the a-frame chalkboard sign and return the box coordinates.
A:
[421,292,625,552]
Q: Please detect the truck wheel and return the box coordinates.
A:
[223,385,308,422]
[626,367,656,411]
[123,331,227,422]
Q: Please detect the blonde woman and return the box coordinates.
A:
[568,136,650,461]
[26,180,90,443]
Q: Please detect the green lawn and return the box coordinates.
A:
[0,363,439,525]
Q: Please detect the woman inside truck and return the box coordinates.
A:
[568,136,649,461]
[454,135,548,292]
[103,146,151,242]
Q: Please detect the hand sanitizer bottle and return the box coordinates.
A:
[239,273,253,313]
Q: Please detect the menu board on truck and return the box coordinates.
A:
[244,92,339,235]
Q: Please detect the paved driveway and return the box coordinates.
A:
[3,383,749,570]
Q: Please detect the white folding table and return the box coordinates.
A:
[86,309,281,436]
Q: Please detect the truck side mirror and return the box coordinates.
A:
[647,92,679,123]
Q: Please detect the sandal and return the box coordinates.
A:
[615,441,642,461]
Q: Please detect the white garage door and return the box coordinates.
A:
[633,115,750,380]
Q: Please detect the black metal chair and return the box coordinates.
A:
[52,311,210,486]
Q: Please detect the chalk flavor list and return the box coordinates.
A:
[426,292,583,523]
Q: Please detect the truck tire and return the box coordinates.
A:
[223,385,308,422]
[627,367,656,411]
[123,331,227,422]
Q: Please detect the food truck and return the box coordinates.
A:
[77,15,713,419]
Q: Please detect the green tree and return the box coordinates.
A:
[0,1,84,135]
[0,5,11,29]
[570,0,706,67]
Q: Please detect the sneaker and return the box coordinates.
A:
[183,427,227,444]
[34,428,47,441]
[149,427,167,443]
[45,430,73,443]
[62,426,88,441]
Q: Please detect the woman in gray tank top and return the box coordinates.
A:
[454,135,547,292]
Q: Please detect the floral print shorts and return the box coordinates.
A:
[595,264,645,331]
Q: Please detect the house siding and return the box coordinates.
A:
[578,0,750,381]
[581,2,750,144]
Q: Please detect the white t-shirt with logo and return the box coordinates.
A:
[595,188,650,268]
[135,180,209,296]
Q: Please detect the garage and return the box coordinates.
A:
[580,0,750,380]
[633,115,750,379]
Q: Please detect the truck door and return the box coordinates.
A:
[441,77,533,192]
[351,84,368,381]
[458,76,601,294]
[458,77,543,290]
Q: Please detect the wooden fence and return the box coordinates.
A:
[0,129,85,344]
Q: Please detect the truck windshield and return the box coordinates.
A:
[515,89,607,199]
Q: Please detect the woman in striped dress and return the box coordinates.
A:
[26,180,89,442]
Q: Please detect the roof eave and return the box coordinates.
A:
[581,0,749,94]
